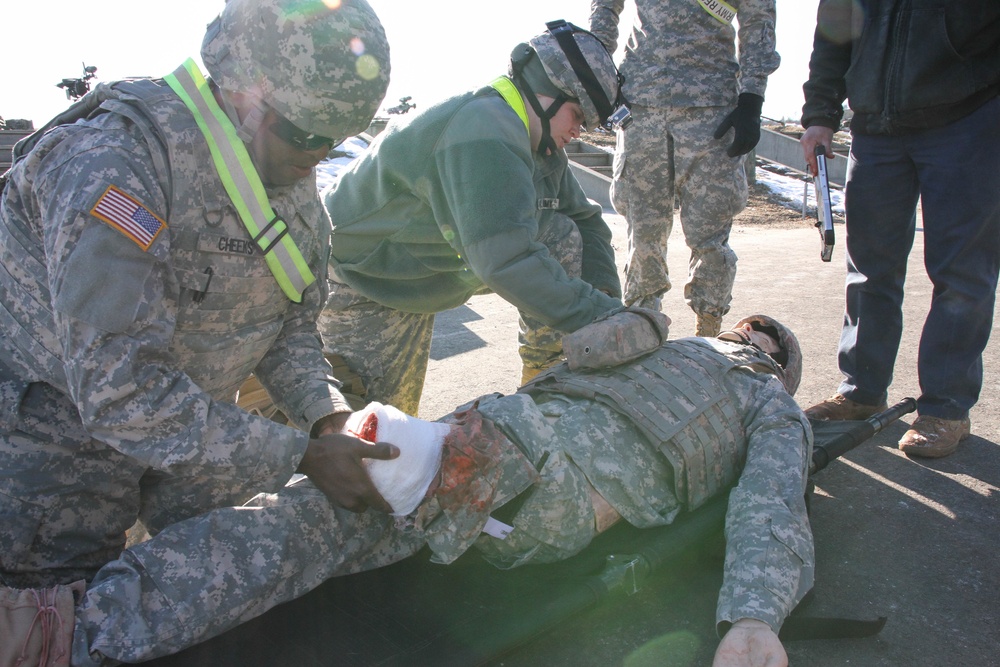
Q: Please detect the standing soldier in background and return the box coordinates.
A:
[589,0,780,335]
[0,1,404,663]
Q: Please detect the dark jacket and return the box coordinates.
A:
[801,0,1000,135]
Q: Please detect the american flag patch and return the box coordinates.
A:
[90,185,166,251]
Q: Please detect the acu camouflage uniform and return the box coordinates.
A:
[426,336,814,634]
[23,334,810,663]
[0,64,397,666]
[589,0,779,318]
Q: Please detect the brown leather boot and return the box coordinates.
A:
[1,581,84,667]
[898,415,971,458]
[804,393,888,421]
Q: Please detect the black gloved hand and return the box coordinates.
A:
[713,93,764,157]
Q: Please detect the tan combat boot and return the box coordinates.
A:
[1,581,84,667]
[695,313,723,337]
[804,393,888,421]
[898,415,971,458]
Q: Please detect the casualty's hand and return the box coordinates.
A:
[713,93,764,157]
[800,125,835,177]
[297,433,398,513]
[712,619,787,667]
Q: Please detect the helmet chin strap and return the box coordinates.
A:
[514,72,567,155]
[215,83,268,144]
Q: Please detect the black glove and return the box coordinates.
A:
[713,93,764,157]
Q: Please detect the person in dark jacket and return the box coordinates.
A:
[799,0,1000,458]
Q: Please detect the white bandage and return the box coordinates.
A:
[344,402,449,516]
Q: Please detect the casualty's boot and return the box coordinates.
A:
[805,393,888,421]
[695,313,723,337]
[1,581,84,667]
[898,415,971,459]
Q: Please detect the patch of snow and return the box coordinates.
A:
[316,136,370,192]
[756,162,846,218]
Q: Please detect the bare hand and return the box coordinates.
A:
[800,125,835,177]
[297,433,398,513]
[712,619,787,667]
[312,412,350,438]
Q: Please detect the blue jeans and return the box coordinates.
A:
[838,95,1000,419]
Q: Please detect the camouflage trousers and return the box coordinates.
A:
[70,480,421,664]
[319,213,584,415]
[0,381,266,587]
[611,104,748,317]
[0,382,423,664]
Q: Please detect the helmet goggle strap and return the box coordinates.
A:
[213,84,333,151]
[214,84,268,145]
[544,19,631,131]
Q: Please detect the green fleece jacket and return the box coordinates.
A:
[324,84,622,332]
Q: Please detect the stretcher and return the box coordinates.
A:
[144,398,914,667]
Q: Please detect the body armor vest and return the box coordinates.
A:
[521,338,772,509]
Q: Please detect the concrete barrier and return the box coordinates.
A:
[0,129,33,173]
[756,127,847,186]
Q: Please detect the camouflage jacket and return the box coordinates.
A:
[589,0,780,108]
[0,78,348,487]
[470,338,814,633]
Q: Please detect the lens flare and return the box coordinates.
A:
[624,631,700,667]
[349,36,366,56]
[356,54,381,81]
[279,0,341,23]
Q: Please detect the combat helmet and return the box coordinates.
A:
[201,0,390,143]
[510,20,630,154]
[732,314,803,397]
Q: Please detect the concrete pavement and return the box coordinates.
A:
[420,211,1000,667]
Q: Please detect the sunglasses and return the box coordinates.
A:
[268,113,336,151]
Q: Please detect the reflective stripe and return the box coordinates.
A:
[164,59,316,303]
[696,0,736,24]
[490,76,530,137]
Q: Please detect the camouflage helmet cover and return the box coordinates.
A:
[201,0,390,140]
[525,23,621,130]
[733,314,803,397]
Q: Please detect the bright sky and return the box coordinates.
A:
[1,0,819,127]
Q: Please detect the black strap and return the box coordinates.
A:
[514,68,565,156]
[545,20,614,124]
[776,589,887,641]
[779,616,887,641]
[253,216,289,255]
